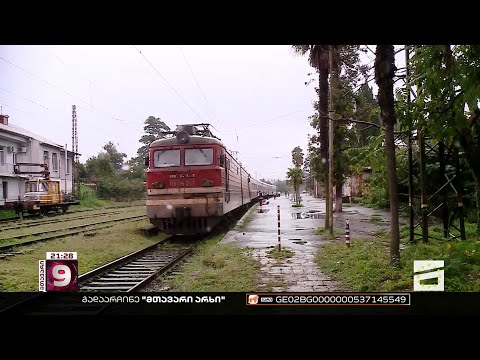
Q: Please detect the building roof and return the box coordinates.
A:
[0,122,78,155]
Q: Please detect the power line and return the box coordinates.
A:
[48,49,121,111]
[48,49,170,129]
[178,46,207,101]
[132,45,203,121]
[221,108,311,133]
[178,46,221,129]
[0,56,93,109]
[0,101,44,122]
[0,87,49,110]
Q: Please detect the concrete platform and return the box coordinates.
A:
[221,194,343,291]
[221,193,403,292]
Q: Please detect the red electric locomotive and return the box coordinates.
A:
[145,123,275,235]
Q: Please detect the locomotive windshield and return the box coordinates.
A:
[154,149,181,167]
[185,148,213,166]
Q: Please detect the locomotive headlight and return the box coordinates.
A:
[176,130,190,144]
[201,179,214,187]
[152,181,164,189]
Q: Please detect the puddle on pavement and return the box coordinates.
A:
[257,208,270,213]
[292,212,323,219]
[292,240,308,245]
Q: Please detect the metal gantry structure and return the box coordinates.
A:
[403,46,466,243]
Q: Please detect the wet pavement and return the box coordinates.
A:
[221,194,405,292]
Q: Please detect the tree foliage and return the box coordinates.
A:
[287,166,304,205]
[102,141,126,171]
[136,116,171,162]
[82,141,146,200]
[291,146,304,167]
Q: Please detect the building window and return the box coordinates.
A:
[0,147,4,165]
[52,153,58,171]
[2,181,7,200]
[67,159,70,174]
[13,153,17,165]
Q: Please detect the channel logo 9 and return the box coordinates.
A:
[39,252,78,292]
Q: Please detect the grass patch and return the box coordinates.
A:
[258,275,287,292]
[78,184,145,209]
[164,233,260,292]
[315,227,345,240]
[235,205,257,230]
[0,210,16,219]
[266,247,294,260]
[0,208,146,240]
[316,224,480,292]
[370,214,382,223]
[0,219,165,291]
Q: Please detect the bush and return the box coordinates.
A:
[96,177,146,200]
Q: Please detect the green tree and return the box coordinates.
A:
[304,45,364,212]
[275,179,289,194]
[293,45,330,224]
[103,141,127,171]
[78,163,88,183]
[291,146,304,168]
[330,45,363,213]
[375,45,400,266]
[133,116,171,166]
[287,166,304,205]
[355,84,381,147]
[85,153,114,182]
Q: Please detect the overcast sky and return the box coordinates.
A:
[0,45,402,181]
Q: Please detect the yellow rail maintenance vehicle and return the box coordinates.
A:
[22,178,79,214]
[6,162,80,216]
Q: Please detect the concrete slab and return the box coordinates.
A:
[221,194,339,291]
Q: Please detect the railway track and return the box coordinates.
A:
[0,210,127,232]
[0,204,145,224]
[78,239,191,291]
[0,237,193,315]
[0,215,146,257]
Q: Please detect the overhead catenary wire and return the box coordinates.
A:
[0,87,49,110]
[178,46,222,130]
[132,45,204,122]
[0,54,143,131]
[220,108,311,134]
[47,49,133,114]
[0,56,93,109]
[0,101,45,122]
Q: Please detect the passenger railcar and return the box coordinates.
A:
[145,124,275,235]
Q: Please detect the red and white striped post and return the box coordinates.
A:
[345,219,350,247]
[277,205,281,251]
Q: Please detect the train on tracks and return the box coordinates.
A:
[145,123,276,235]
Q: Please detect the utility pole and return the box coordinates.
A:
[328,46,335,235]
[406,46,415,243]
[72,105,80,199]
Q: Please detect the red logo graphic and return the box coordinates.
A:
[46,260,78,291]
[248,294,259,304]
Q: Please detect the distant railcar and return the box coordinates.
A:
[145,124,275,235]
